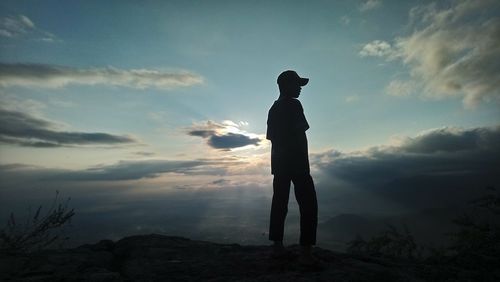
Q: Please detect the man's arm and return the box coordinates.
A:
[291,100,310,133]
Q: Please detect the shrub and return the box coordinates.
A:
[347,186,500,276]
[346,223,423,260]
[0,190,75,253]
[444,186,500,269]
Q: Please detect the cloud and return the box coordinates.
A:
[359,40,393,57]
[0,108,136,147]
[339,16,351,26]
[0,158,228,181]
[208,133,260,149]
[187,120,262,150]
[133,151,156,157]
[385,80,415,97]
[0,15,58,42]
[0,93,47,113]
[0,63,204,90]
[52,159,223,181]
[345,95,360,103]
[313,125,500,209]
[359,0,382,12]
[401,126,500,154]
[360,0,500,108]
[0,15,35,37]
[211,178,227,185]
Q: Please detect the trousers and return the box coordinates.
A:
[269,173,318,245]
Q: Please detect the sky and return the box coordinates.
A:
[1,0,499,250]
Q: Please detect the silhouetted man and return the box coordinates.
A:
[266,70,318,264]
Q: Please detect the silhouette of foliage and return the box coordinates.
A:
[443,187,500,270]
[468,186,500,214]
[0,191,75,253]
[346,223,423,260]
[347,187,500,260]
[347,187,500,280]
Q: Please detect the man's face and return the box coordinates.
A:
[282,82,302,98]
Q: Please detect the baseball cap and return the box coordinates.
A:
[277,70,309,86]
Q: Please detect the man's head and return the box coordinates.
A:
[277,70,309,98]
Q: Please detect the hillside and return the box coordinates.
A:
[0,234,433,282]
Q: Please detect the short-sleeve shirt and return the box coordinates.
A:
[266,97,310,175]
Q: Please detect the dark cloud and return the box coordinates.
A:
[188,130,216,138]
[314,126,500,210]
[0,163,34,171]
[187,121,261,150]
[0,63,203,89]
[211,178,229,185]
[0,108,136,147]
[0,159,225,182]
[207,133,260,149]
[402,127,500,153]
[53,159,222,181]
[133,151,156,157]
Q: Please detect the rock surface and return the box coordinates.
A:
[0,234,480,281]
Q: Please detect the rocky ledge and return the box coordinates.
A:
[0,234,480,281]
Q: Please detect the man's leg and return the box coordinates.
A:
[269,174,291,243]
[292,174,318,246]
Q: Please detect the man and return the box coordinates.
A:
[266,70,318,264]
